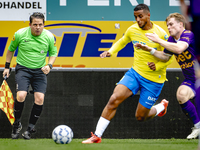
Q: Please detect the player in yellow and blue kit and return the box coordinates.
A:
[82,4,173,144]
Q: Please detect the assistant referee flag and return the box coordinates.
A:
[0,80,15,125]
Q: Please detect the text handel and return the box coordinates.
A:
[0,2,42,9]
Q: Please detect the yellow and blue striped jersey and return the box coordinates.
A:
[108,22,173,83]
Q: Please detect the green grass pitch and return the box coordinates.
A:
[0,138,198,150]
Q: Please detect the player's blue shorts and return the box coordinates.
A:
[117,68,164,109]
[181,79,196,96]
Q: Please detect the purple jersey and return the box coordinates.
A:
[164,30,196,82]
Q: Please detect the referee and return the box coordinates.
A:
[3,12,57,140]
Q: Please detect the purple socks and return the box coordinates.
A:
[180,100,200,124]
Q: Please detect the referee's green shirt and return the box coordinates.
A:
[9,27,57,69]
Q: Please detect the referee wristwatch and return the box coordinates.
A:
[48,64,53,69]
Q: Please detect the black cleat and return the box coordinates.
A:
[22,127,36,140]
[11,122,22,139]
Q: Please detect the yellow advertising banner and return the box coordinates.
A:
[0,21,179,68]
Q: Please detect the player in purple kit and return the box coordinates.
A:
[135,13,200,139]
[180,0,200,148]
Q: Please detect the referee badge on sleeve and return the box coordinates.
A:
[12,35,15,41]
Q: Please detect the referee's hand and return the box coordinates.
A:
[41,65,50,74]
[3,68,10,78]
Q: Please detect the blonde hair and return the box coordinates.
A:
[165,13,186,27]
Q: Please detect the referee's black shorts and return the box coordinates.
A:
[15,64,47,94]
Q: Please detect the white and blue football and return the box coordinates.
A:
[52,125,73,144]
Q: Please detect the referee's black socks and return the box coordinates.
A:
[14,99,24,124]
[28,103,43,130]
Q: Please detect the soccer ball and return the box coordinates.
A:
[52,125,73,144]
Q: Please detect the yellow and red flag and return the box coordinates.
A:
[0,80,15,125]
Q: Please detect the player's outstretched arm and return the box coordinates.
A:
[135,43,170,62]
[100,51,111,58]
[146,33,188,54]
